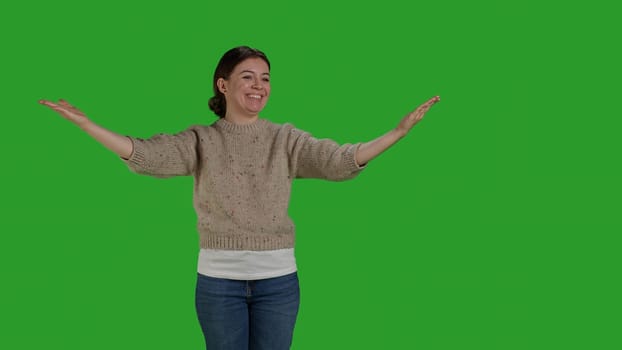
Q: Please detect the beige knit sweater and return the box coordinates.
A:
[124,118,365,251]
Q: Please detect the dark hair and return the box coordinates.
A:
[208,46,271,118]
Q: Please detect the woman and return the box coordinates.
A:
[39,46,440,350]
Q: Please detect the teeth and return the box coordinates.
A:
[248,95,261,99]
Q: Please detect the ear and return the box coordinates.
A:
[217,78,227,94]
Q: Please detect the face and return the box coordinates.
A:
[218,57,271,120]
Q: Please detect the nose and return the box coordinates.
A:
[252,78,263,90]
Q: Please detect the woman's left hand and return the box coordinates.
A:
[396,95,440,137]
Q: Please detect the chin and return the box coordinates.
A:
[246,107,265,115]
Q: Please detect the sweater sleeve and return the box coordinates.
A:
[288,126,366,181]
[123,127,200,178]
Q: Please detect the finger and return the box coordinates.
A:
[417,97,438,113]
[43,103,68,113]
[423,96,439,107]
[39,100,58,108]
[415,105,431,116]
[58,99,75,108]
[420,96,439,109]
[424,95,440,104]
[410,98,436,114]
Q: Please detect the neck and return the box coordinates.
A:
[224,112,259,125]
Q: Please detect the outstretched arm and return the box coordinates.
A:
[355,95,440,166]
[39,99,133,159]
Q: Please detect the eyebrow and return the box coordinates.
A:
[239,70,270,76]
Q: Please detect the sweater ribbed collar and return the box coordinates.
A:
[215,117,267,134]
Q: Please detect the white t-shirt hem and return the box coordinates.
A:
[197,248,297,281]
[198,266,298,281]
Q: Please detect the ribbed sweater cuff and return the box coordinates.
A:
[348,143,367,170]
[123,137,146,168]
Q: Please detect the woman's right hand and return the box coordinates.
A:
[39,99,90,126]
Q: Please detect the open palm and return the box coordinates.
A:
[39,99,89,125]
[397,95,440,136]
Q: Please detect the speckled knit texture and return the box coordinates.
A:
[124,118,364,251]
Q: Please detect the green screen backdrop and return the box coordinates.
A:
[2,0,620,349]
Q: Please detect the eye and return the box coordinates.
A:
[242,76,252,80]
[262,77,270,82]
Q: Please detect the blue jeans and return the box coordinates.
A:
[195,272,300,350]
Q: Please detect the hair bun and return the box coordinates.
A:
[209,95,226,118]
